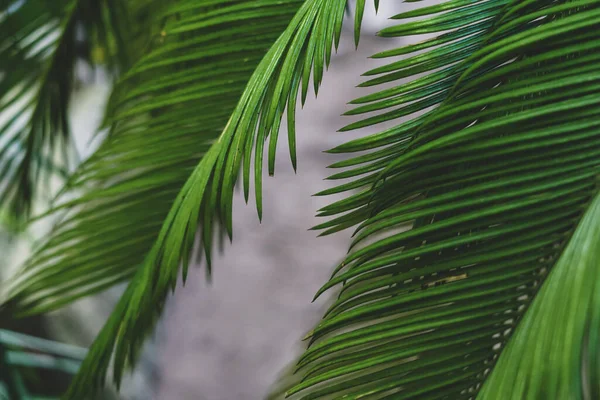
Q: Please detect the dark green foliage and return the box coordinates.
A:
[1,0,600,399]
[0,0,132,223]
[284,1,600,398]
[479,190,600,399]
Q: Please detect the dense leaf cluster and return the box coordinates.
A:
[1,0,599,399]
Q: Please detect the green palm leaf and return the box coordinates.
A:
[284,0,600,398]
[0,0,131,223]
[4,0,600,398]
[2,0,302,314]
[478,189,600,399]
[55,1,370,396]
[3,0,350,396]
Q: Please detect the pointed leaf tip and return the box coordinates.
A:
[302,329,314,341]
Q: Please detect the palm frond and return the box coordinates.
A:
[283,1,600,398]
[7,0,600,398]
[0,0,164,314]
[477,189,600,398]
[0,0,131,223]
[46,0,374,396]
[4,0,312,313]
[3,0,351,396]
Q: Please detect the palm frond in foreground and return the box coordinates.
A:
[285,1,600,398]
[57,1,367,396]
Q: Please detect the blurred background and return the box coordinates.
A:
[1,3,412,399]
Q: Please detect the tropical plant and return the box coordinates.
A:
[1,0,600,398]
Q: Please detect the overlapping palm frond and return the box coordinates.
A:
[53,1,376,396]
[478,190,600,399]
[4,0,338,317]
[5,0,600,398]
[281,0,600,398]
[0,329,86,399]
[0,0,131,223]
[4,0,365,396]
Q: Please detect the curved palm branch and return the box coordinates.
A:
[3,0,600,398]
[478,189,600,398]
[5,0,358,396]
[0,0,131,223]
[283,0,600,398]
[57,1,372,396]
[3,0,319,316]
